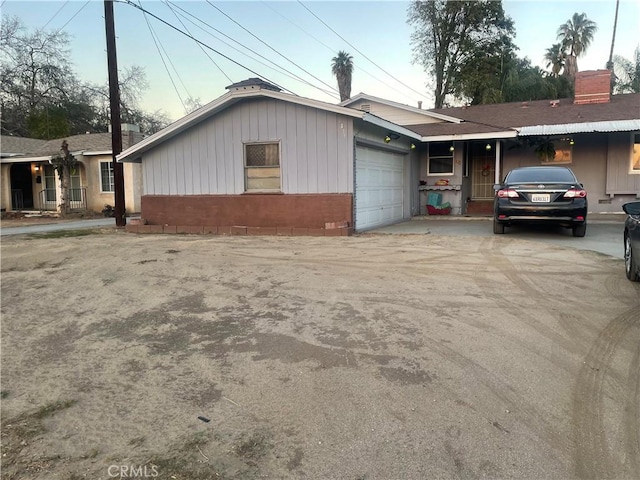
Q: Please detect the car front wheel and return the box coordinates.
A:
[624,234,639,282]
[572,223,587,237]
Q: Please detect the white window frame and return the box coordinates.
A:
[244,142,281,192]
[427,142,455,176]
[631,133,640,174]
[100,161,115,192]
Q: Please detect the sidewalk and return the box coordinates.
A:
[0,218,117,236]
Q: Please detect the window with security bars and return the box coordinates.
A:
[100,161,114,192]
[245,143,280,191]
[44,165,57,202]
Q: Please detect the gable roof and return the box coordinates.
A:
[0,136,47,157]
[118,87,421,163]
[340,93,462,124]
[414,93,640,139]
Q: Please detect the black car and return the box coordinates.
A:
[493,166,588,237]
[622,201,640,282]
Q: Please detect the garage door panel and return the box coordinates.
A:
[355,146,406,230]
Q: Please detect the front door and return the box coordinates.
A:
[10,163,34,210]
[470,143,496,200]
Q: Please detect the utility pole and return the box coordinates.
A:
[104,0,126,226]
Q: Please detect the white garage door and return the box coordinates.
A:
[355,145,405,230]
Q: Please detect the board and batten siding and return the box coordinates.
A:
[141,98,354,195]
[347,99,443,126]
[606,132,640,195]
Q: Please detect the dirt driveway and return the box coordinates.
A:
[1,230,639,479]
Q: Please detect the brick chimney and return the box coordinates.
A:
[574,70,611,105]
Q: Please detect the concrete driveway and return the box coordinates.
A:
[372,215,627,258]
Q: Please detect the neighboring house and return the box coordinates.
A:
[1,126,144,214]
[342,69,640,215]
[118,78,422,233]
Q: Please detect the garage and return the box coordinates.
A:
[354,145,406,230]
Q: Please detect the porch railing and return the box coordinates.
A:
[39,187,87,211]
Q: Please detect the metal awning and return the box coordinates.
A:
[518,119,640,136]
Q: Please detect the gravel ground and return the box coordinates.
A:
[1,230,639,480]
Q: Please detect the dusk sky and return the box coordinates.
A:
[2,0,639,121]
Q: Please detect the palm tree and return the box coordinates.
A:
[331,51,354,101]
[607,0,620,70]
[544,43,565,77]
[557,12,598,78]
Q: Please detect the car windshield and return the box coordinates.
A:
[506,168,576,184]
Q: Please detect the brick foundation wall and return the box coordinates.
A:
[139,193,353,232]
[574,70,611,105]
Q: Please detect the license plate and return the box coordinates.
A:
[531,194,550,203]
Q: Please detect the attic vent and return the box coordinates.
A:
[360,104,371,112]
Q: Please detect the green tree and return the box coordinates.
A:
[612,47,640,94]
[557,12,598,79]
[331,51,354,102]
[544,43,565,77]
[501,58,573,102]
[408,0,515,108]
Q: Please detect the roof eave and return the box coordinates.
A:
[419,131,518,142]
[362,113,422,140]
[1,155,52,163]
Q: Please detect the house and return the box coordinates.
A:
[1,126,144,214]
[117,78,422,234]
[118,72,639,236]
[342,69,640,216]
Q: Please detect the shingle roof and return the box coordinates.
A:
[408,93,640,138]
[26,133,114,157]
[0,136,47,156]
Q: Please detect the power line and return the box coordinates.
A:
[41,0,70,30]
[54,0,91,36]
[162,0,232,83]
[206,1,339,97]
[297,0,429,101]
[165,0,306,87]
[164,0,338,98]
[119,0,292,94]
[264,0,424,104]
[137,0,188,112]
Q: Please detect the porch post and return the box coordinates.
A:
[494,141,501,185]
[55,167,63,213]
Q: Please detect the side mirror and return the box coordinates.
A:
[622,201,640,216]
[493,184,501,191]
